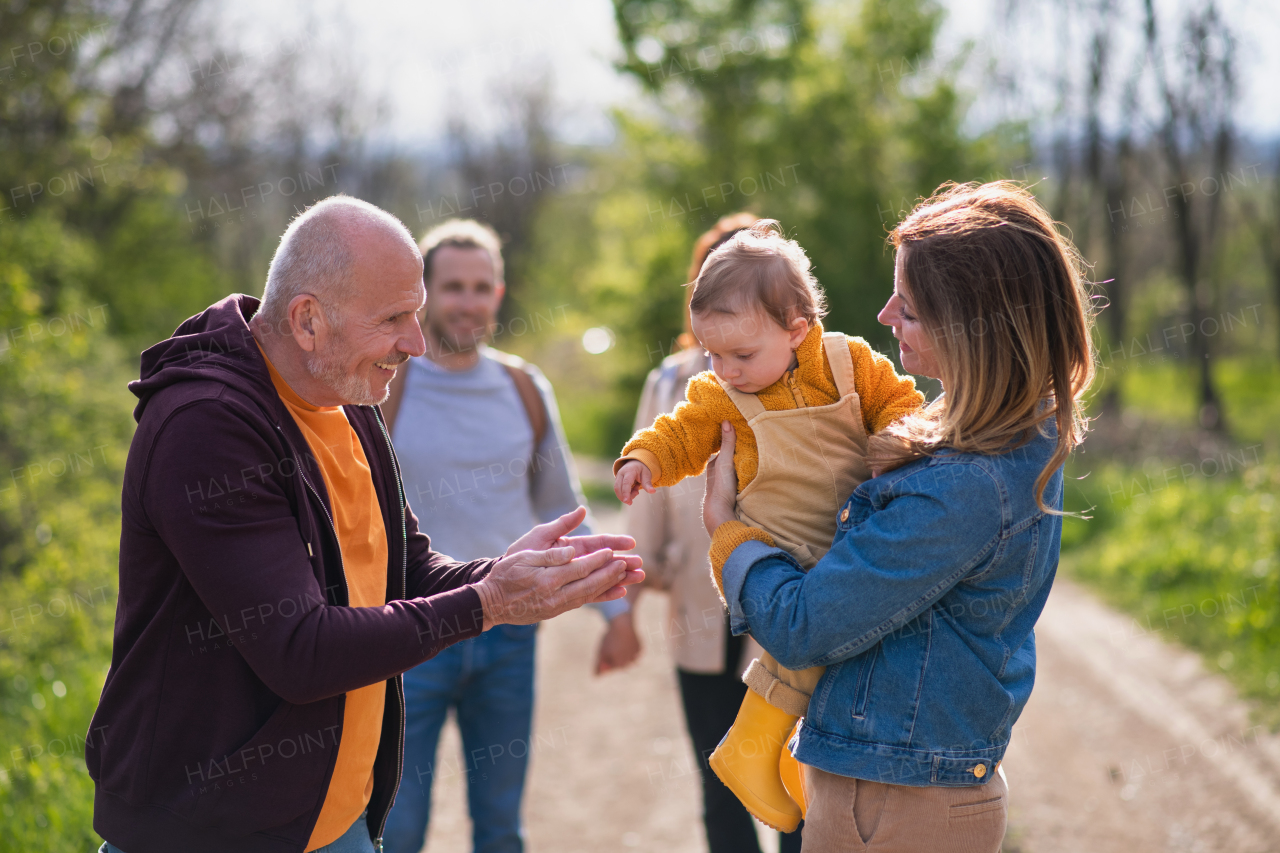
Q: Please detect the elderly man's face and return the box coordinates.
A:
[308,230,426,406]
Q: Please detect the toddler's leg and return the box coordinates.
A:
[709,651,825,832]
[742,652,824,820]
[744,651,825,716]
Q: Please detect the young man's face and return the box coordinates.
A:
[423,246,504,356]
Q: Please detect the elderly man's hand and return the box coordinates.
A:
[702,421,740,535]
[505,506,638,560]
[473,544,642,631]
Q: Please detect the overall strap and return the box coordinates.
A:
[822,332,857,399]
[717,378,767,419]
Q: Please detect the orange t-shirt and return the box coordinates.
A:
[259,347,389,851]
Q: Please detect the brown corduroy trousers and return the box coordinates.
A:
[799,764,1008,852]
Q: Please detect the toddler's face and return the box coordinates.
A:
[691,310,808,394]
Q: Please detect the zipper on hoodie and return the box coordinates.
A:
[275,424,350,607]
[278,410,409,847]
[372,404,407,848]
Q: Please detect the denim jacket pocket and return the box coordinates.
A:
[849,646,879,720]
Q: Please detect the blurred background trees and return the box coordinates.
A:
[1,0,1278,847]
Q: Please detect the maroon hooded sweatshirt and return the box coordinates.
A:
[88,294,494,852]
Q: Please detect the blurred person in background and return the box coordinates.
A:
[379,219,635,853]
[623,213,803,853]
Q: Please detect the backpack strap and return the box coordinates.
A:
[502,362,548,450]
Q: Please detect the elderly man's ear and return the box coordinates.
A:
[287,294,328,353]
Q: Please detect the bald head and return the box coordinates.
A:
[259,195,421,329]
[251,195,427,408]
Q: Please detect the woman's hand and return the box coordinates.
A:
[702,421,739,535]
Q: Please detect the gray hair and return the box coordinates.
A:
[259,195,418,329]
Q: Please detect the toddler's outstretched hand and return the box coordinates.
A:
[614,460,655,505]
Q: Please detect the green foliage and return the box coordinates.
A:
[1,2,234,351]
[1061,357,1280,728]
[609,0,1024,349]
[87,192,233,350]
[514,160,694,456]
[1100,357,1280,449]
[0,216,135,847]
[0,3,232,843]
[519,0,1024,459]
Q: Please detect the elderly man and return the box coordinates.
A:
[86,195,641,853]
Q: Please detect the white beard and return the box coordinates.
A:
[306,335,388,406]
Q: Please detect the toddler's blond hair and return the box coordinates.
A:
[688,219,827,330]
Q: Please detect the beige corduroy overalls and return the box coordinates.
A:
[719,332,873,715]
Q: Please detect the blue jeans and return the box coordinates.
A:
[383,624,537,853]
[98,810,373,853]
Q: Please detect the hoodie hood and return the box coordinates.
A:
[129,294,279,424]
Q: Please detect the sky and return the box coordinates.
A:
[218,0,1280,150]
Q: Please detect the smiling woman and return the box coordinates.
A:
[702,181,1097,853]
[876,251,941,379]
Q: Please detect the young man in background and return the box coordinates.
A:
[380,219,639,853]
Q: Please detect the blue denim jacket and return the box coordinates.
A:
[721,428,1063,787]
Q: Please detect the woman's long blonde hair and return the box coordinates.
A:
[868,181,1097,513]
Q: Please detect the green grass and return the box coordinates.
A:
[1059,357,1280,727]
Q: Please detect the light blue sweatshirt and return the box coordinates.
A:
[390,346,628,620]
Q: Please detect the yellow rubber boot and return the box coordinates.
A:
[778,724,806,819]
[708,689,802,832]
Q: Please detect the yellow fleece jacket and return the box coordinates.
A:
[615,322,923,491]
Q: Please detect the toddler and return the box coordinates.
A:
[614,221,922,831]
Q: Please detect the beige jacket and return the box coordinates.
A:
[626,348,759,675]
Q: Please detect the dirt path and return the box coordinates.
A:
[1001,579,1280,853]
[418,590,716,853]
[416,510,1280,853]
